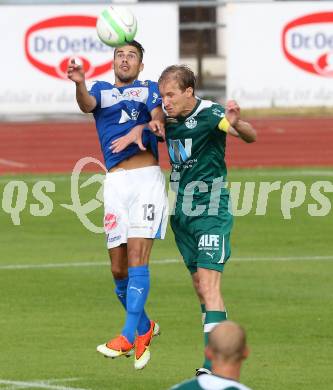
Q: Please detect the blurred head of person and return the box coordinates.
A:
[205,320,249,380]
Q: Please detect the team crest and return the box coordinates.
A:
[185,117,197,129]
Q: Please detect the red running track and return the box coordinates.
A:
[0,117,332,174]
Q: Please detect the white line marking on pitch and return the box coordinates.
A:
[0,261,106,270]
[0,169,332,185]
[0,159,28,168]
[0,256,333,271]
[231,170,333,177]
[0,176,72,184]
[0,378,89,390]
[233,255,333,261]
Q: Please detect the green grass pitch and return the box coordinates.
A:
[0,168,332,389]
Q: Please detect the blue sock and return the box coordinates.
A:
[121,265,150,344]
[137,312,151,336]
[114,277,128,309]
[114,277,151,335]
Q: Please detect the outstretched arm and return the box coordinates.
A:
[110,124,146,153]
[111,106,166,153]
[229,120,257,143]
[225,100,257,143]
[67,58,97,113]
[148,106,165,138]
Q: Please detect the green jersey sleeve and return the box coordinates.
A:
[208,104,230,134]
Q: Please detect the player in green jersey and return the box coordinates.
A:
[170,321,251,390]
[158,65,256,374]
[111,64,256,374]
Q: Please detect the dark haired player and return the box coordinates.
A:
[67,41,168,370]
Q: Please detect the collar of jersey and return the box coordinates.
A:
[115,79,140,90]
[198,373,243,387]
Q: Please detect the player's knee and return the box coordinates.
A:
[127,247,141,263]
[127,248,149,266]
[111,265,127,280]
[198,280,219,304]
[192,278,202,298]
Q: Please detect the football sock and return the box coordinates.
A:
[114,277,151,335]
[121,265,150,344]
[114,277,128,308]
[137,311,151,336]
[203,310,227,370]
[200,304,206,325]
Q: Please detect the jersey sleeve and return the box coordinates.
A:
[209,104,231,134]
[87,81,101,109]
[146,81,162,112]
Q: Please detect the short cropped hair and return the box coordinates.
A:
[158,65,196,94]
[114,40,145,62]
[209,321,247,363]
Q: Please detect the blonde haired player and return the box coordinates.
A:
[158,65,256,375]
[112,64,256,374]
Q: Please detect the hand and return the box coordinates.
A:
[148,120,165,139]
[225,99,241,127]
[110,124,146,153]
[67,58,85,84]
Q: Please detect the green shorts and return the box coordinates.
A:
[170,213,232,274]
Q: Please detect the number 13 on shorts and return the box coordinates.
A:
[142,204,155,221]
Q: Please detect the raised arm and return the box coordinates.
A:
[67,58,97,113]
[229,120,257,143]
[225,100,257,143]
[148,106,165,138]
[111,99,166,153]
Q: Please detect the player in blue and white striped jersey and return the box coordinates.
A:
[67,40,168,370]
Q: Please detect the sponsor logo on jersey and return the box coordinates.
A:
[104,213,118,231]
[152,92,159,104]
[24,15,113,80]
[282,12,333,77]
[101,87,149,108]
[185,117,198,129]
[212,107,225,118]
[131,109,140,120]
[168,139,192,164]
[198,234,220,251]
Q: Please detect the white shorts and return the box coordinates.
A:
[103,165,169,249]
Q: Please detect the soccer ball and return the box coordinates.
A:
[96,6,137,47]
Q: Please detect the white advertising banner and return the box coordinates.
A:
[226,2,333,108]
[0,4,178,115]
